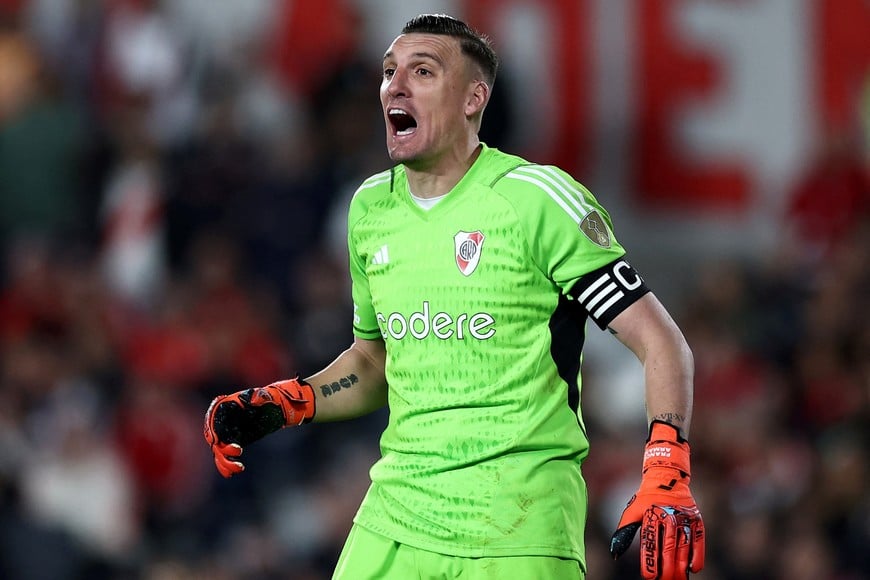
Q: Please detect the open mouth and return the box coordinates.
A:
[388,108,418,136]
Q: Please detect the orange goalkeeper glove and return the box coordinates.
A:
[610,420,705,579]
[203,378,315,478]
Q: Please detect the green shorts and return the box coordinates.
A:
[333,524,584,580]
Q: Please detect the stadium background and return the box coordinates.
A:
[0,0,867,578]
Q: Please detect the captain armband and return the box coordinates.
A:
[567,259,651,330]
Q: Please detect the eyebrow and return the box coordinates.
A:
[382,51,445,67]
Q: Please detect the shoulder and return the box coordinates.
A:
[492,162,599,222]
[348,168,397,224]
[492,162,621,250]
[495,163,584,198]
[351,169,394,203]
[474,145,530,186]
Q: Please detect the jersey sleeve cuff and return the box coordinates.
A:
[353,326,383,340]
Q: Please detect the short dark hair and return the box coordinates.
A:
[401,14,499,86]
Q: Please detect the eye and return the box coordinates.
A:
[416,68,431,77]
[383,68,395,79]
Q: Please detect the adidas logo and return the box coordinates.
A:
[371,244,390,265]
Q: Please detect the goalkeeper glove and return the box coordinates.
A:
[203,378,315,478]
[610,420,705,579]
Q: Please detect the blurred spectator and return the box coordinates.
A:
[775,520,837,580]
[162,94,260,267]
[0,237,68,341]
[269,0,360,99]
[23,0,103,105]
[0,16,85,244]
[183,230,289,389]
[289,249,354,374]
[99,102,168,311]
[119,278,210,390]
[20,380,139,569]
[98,0,195,145]
[114,379,209,515]
[784,130,870,265]
[113,376,212,569]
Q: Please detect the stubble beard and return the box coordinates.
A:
[387,142,427,169]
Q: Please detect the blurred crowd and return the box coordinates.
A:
[0,1,868,579]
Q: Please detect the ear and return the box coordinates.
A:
[464,80,490,118]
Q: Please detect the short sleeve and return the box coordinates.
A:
[347,190,382,340]
[497,164,627,292]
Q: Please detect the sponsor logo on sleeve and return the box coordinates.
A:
[579,210,611,248]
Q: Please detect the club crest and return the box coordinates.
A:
[454,230,485,276]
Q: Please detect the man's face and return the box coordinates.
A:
[380,33,478,167]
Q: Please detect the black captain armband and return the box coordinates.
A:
[567,259,650,330]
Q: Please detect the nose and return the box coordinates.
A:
[386,68,409,98]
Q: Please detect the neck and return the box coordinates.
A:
[404,139,482,199]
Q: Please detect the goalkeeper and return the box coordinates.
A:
[205,13,704,579]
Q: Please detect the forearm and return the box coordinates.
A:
[609,293,695,437]
[304,337,388,422]
[641,326,694,437]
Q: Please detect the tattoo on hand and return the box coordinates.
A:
[318,374,360,398]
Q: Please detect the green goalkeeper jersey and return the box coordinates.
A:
[344,144,638,566]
